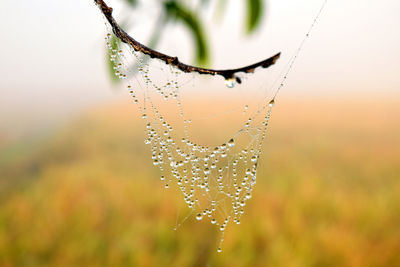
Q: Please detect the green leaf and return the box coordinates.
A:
[107,35,121,83]
[246,0,263,34]
[124,0,137,7]
[164,0,209,66]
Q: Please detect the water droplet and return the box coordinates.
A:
[196,213,203,221]
[211,218,217,224]
[228,138,235,147]
[269,99,275,107]
[217,248,222,253]
[224,78,235,88]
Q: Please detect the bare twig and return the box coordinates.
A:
[94,0,281,80]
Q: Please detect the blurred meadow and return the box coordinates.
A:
[1,0,400,266]
[0,98,399,266]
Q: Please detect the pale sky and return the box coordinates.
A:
[0,0,399,139]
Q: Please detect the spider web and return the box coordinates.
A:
[100,0,327,253]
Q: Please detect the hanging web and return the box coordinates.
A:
[95,0,328,253]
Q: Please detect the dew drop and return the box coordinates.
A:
[228,138,235,147]
[224,78,235,88]
[217,248,222,253]
[196,213,203,221]
[269,99,275,107]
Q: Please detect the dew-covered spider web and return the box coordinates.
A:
[98,0,327,253]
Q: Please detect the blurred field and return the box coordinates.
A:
[0,97,399,267]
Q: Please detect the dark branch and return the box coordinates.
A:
[94,0,281,80]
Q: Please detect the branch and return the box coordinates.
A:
[94,0,281,81]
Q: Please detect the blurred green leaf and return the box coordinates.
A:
[124,0,137,7]
[125,15,168,76]
[246,0,263,33]
[214,0,228,21]
[164,0,209,66]
[105,0,267,82]
[107,35,121,84]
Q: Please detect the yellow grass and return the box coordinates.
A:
[0,97,399,266]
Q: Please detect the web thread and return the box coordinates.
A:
[101,0,327,253]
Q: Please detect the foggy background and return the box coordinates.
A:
[1,1,400,265]
[1,0,399,141]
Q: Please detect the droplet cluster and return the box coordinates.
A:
[105,33,275,251]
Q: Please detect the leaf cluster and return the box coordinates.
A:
[107,0,266,82]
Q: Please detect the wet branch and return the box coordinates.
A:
[94,0,281,80]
